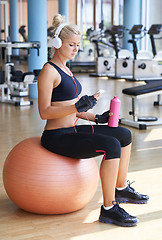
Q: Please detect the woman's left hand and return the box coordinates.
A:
[95,111,110,124]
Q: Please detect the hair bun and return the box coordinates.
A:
[52,14,66,30]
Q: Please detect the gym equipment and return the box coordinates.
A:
[105,25,145,80]
[90,25,133,78]
[148,24,162,57]
[19,25,28,42]
[114,49,133,79]
[109,25,133,79]
[101,24,162,81]
[3,137,99,214]
[88,26,115,77]
[120,25,162,129]
[127,24,162,81]
[0,0,41,106]
[0,41,40,106]
[120,81,162,129]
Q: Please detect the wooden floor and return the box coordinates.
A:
[0,61,162,240]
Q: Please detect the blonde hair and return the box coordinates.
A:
[52,14,81,40]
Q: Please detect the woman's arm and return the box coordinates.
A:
[77,109,110,124]
[38,64,77,120]
[76,112,95,122]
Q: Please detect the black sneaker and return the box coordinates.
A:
[115,181,149,204]
[99,201,139,227]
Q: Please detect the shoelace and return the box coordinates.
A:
[127,180,140,195]
[112,200,130,217]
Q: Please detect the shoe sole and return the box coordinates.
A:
[115,197,149,204]
[99,216,139,227]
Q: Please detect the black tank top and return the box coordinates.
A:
[48,61,82,102]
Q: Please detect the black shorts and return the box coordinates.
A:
[41,125,132,160]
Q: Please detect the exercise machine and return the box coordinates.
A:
[148,24,162,57]
[87,25,115,77]
[127,24,162,81]
[0,41,40,106]
[108,24,144,80]
[0,1,41,106]
[91,25,133,78]
[109,25,133,79]
[19,25,28,42]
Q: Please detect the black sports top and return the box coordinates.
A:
[48,61,82,102]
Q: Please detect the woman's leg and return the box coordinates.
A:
[90,125,132,189]
[100,158,120,207]
[99,155,139,227]
[100,143,132,207]
[115,143,149,204]
[116,143,132,188]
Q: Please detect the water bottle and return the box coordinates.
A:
[108,96,121,127]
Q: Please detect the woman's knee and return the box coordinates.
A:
[118,127,132,147]
[104,137,121,160]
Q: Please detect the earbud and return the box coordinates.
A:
[52,23,68,49]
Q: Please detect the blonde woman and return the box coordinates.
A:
[38,14,149,227]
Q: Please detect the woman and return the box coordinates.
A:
[38,14,149,227]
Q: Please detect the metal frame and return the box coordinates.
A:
[120,90,162,129]
[0,41,40,106]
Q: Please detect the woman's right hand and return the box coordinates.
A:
[75,95,97,113]
[93,91,101,100]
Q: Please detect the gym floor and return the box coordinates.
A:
[0,61,162,240]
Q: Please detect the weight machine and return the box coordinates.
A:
[0,41,40,106]
[0,1,41,106]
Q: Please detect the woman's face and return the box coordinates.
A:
[59,34,81,60]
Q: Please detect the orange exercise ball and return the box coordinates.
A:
[3,137,99,214]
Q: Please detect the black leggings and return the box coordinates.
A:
[41,125,132,160]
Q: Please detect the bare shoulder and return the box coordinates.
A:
[38,62,60,87]
[39,62,58,77]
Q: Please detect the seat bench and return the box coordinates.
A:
[122,81,162,97]
[120,81,162,129]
